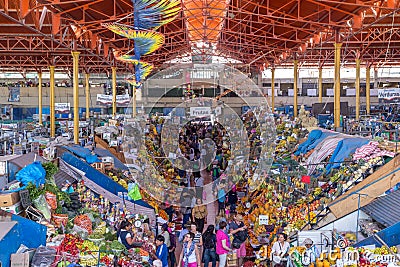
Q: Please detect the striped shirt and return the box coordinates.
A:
[194,232,202,245]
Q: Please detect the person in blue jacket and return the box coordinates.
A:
[155,235,169,267]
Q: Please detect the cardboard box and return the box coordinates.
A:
[0,201,23,214]
[227,259,238,267]
[0,192,20,207]
[10,253,29,267]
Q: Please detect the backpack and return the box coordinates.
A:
[169,231,177,249]
[232,222,248,246]
[203,233,216,249]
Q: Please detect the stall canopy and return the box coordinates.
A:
[354,221,400,248]
[9,153,46,169]
[306,135,346,175]
[295,129,338,155]
[326,137,369,173]
[64,145,100,164]
[53,159,82,187]
[361,189,400,228]
[60,152,154,210]
[328,155,400,220]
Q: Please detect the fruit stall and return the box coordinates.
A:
[0,156,160,267]
[236,115,399,263]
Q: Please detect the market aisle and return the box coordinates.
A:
[200,169,218,228]
[174,170,218,267]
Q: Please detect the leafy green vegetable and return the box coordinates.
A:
[111,240,126,250]
[42,162,58,181]
[26,182,44,200]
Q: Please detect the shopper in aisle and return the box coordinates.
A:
[155,235,169,267]
[161,223,171,248]
[169,229,177,267]
[117,220,136,249]
[190,222,203,247]
[229,214,248,267]
[179,223,191,244]
[195,175,204,200]
[271,233,290,267]
[202,225,217,267]
[181,190,194,227]
[216,221,231,267]
[217,182,226,216]
[227,185,238,213]
[192,198,207,233]
[179,232,201,267]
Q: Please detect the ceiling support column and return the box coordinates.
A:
[38,71,43,125]
[366,64,371,115]
[293,59,298,117]
[72,51,80,144]
[85,72,90,120]
[334,40,342,129]
[271,68,275,113]
[355,58,361,121]
[318,66,323,103]
[49,65,55,138]
[112,67,117,117]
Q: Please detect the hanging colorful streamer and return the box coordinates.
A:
[133,0,181,30]
[103,23,165,55]
[118,58,154,81]
[103,0,181,88]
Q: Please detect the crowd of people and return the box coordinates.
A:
[132,109,324,267]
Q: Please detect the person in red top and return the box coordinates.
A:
[216,221,231,267]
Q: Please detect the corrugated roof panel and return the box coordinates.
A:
[54,170,75,187]
[361,190,400,228]
[9,153,46,168]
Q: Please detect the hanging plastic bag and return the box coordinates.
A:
[128,183,142,201]
[31,245,56,267]
[33,195,51,220]
[16,162,46,187]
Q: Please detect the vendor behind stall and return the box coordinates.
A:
[118,220,136,249]
[302,238,320,266]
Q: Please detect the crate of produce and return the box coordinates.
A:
[0,191,20,207]
[52,214,69,228]
[0,201,23,214]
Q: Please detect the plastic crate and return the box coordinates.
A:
[19,189,32,208]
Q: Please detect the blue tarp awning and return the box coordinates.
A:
[295,129,323,155]
[0,213,47,267]
[295,129,338,155]
[326,137,369,173]
[61,152,154,210]
[354,221,400,248]
[64,145,100,164]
